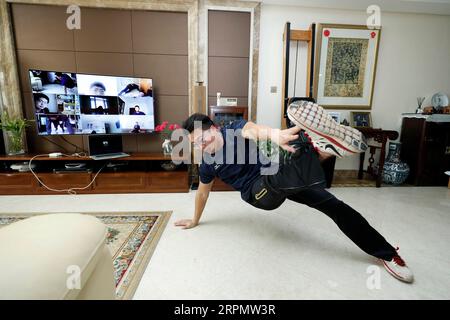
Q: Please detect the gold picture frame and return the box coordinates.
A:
[313,24,381,110]
[350,111,372,128]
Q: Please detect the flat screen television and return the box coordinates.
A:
[28,69,155,135]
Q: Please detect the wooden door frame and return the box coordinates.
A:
[280,22,315,129]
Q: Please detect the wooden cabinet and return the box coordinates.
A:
[400,117,450,186]
[147,171,189,192]
[208,106,248,128]
[37,173,93,193]
[0,153,189,195]
[94,172,147,193]
[0,173,37,194]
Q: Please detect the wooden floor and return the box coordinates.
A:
[331,177,376,187]
[331,170,376,187]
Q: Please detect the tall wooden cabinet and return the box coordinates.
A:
[400,115,450,186]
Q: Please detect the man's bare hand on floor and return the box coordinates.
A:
[174,219,199,229]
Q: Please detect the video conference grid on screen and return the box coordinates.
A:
[29,70,155,135]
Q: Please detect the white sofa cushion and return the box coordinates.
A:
[0,213,109,299]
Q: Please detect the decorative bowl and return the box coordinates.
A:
[161,161,177,171]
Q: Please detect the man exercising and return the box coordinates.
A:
[174,100,413,283]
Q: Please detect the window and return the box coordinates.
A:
[90,97,109,110]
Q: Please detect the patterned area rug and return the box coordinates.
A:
[0,211,172,300]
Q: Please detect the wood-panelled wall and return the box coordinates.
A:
[208,10,250,108]
[11,3,189,153]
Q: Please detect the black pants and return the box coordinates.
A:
[247,145,397,261]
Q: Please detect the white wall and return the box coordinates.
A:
[257,4,450,169]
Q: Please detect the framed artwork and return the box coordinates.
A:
[313,24,381,110]
[350,111,372,128]
[328,111,341,124]
[208,106,248,127]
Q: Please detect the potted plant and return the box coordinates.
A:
[0,111,33,155]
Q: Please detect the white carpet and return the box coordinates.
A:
[0,186,449,299]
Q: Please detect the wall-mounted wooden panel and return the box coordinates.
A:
[208,56,249,97]
[73,8,132,53]
[208,10,251,110]
[11,4,189,154]
[154,95,189,124]
[132,10,188,55]
[76,52,134,76]
[133,54,188,96]
[208,10,250,58]
[11,4,74,51]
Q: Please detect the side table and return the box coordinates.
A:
[358,128,399,187]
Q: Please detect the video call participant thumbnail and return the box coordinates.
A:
[118,79,152,98]
[77,74,118,96]
[29,70,77,95]
[90,82,106,96]
[34,93,50,114]
[132,106,145,115]
[79,95,120,115]
[37,114,80,135]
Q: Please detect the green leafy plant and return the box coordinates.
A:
[258,139,290,162]
[0,111,34,154]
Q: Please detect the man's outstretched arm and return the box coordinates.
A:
[174,180,213,229]
[241,121,301,153]
[242,121,334,161]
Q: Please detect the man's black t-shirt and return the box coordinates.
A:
[198,120,270,202]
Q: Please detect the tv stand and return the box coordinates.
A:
[0,152,189,195]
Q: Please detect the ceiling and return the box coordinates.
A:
[249,0,450,16]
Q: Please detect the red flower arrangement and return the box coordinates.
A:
[154,121,181,140]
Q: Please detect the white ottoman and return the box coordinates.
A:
[0,213,116,300]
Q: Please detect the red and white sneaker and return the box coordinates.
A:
[381,248,414,283]
[287,100,368,158]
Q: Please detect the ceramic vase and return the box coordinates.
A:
[162,139,173,156]
[382,142,410,185]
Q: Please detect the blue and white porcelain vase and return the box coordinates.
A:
[382,142,410,185]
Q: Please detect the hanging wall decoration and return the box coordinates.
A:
[313,24,381,110]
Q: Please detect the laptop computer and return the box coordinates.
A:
[88,135,130,160]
